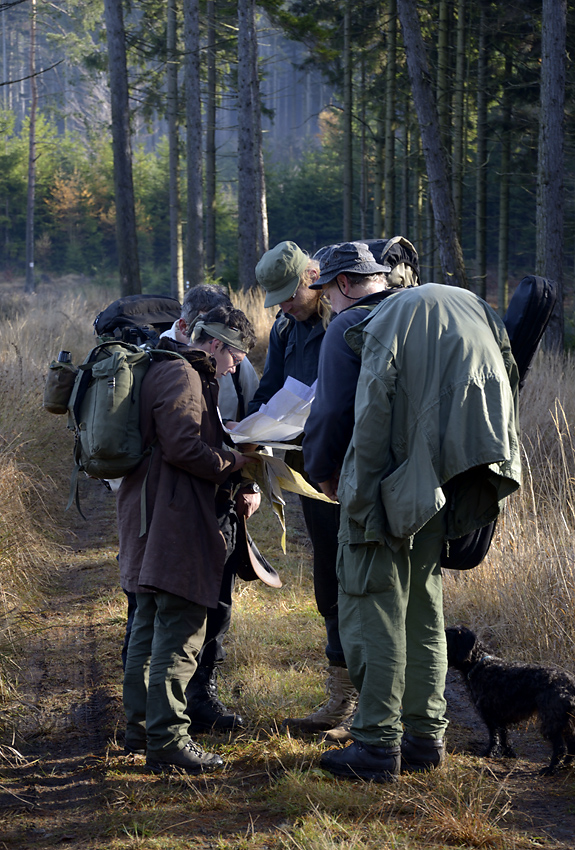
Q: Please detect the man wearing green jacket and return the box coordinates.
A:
[306,271,521,782]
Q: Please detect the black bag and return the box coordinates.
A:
[503,275,557,390]
[366,236,421,288]
[441,275,557,570]
[94,294,181,345]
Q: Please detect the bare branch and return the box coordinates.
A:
[0,58,64,87]
[0,0,29,11]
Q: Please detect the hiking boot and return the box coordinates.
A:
[320,711,355,744]
[146,740,224,775]
[282,666,358,734]
[401,732,445,773]
[186,665,245,733]
[320,740,401,783]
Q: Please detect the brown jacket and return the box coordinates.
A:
[117,340,236,607]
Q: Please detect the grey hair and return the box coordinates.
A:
[181,284,232,328]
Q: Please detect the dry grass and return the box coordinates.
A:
[443,352,575,669]
[0,277,118,714]
[232,285,277,375]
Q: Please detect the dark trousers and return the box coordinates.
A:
[122,506,237,673]
[300,495,346,667]
[123,590,206,753]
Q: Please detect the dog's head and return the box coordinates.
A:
[445,625,478,670]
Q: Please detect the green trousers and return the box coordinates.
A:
[123,591,206,754]
[337,507,448,747]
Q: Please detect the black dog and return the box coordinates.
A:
[445,625,575,775]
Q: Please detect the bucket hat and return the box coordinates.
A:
[233,517,283,588]
[310,241,391,289]
[256,241,310,308]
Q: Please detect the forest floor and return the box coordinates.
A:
[2,485,575,849]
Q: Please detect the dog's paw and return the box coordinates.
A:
[502,747,517,758]
[539,765,557,777]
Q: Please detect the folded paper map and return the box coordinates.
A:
[224,376,316,448]
[241,452,332,553]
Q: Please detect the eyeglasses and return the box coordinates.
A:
[224,345,243,366]
[286,283,300,302]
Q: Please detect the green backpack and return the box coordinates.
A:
[65,340,152,513]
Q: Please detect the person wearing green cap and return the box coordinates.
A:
[248,241,359,737]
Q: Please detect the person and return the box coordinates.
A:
[249,240,360,737]
[304,265,522,782]
[119,304,258,774]
[120,285,261,734]
[160,284,261,732]
[163,284,260,422]
[303,242,396,502]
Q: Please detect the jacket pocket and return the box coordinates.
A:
[380,445,445,539]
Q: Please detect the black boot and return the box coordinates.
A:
[186,665,245,733]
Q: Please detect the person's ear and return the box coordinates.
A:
[336,273,349,294]
[177,318,189,337]
[309,266,319,283]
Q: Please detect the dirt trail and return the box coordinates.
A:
[2,483,575,848]
[0,479,122,847]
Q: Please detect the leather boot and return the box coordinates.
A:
[147,740,224,774]
[282,666,358,734]
[186,665,245,733]
[320,740,401,783]
[321,711,355,744]
[401,732,445,772]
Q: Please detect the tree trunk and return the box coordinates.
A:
[342,0,353,241]
[497,54,512,316]
[359,48,367,239]
[384,0,396,236]
[237,0,258,291]
[167,0,184,301]
[251,12,268,258]
[400,91,410,236]
[452,0,466,231]
[183,0,204,286]
[205,0,217,277]
[103,0,141,296]
[373,109,384,237]
[437,0,450,154]
[537,0,566,352]
[475,3,488,299]
[397,0,468,288]
[24,0,37,294]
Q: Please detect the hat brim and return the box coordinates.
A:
[263,276,299,308]
[234,517,283,588]
[310,261,391,289]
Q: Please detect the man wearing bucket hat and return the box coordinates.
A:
[304,242,396,504]
[248,240,360,737]
[305,261,521,782]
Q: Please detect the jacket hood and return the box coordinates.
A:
[155,336,217,377]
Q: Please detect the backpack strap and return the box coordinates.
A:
[232,365,246,421]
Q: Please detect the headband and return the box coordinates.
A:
[191,321,251,354]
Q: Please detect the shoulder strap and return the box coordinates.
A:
[232,365,246,421]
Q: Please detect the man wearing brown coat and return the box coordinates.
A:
[119,305,256,774]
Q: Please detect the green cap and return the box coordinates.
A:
[256,241,309,308]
